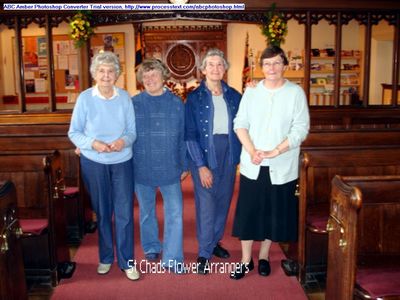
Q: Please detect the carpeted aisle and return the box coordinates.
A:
[52,175,307,300]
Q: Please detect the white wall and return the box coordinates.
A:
[369,39,393,104]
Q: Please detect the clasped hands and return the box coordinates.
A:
[251,148,279,165]
[92,139,125,153]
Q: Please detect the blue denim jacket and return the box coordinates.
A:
[184,80,242,169]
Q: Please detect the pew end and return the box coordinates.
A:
[296,147,400,284]
[0,150,75,287]
[0,180,28,299]
[326,175,400,300]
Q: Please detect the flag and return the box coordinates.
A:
[242,32,251,93]
[135,25,144,69]
[135,25,144,90]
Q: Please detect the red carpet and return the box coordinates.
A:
[52,175,307,300]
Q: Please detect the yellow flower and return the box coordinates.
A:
[261,8,288,47]
[69,11,95,48]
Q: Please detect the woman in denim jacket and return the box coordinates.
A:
[185,48,241,274]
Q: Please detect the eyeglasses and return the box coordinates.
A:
[262,61,284,68]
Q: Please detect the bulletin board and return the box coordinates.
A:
[19,35,80,96]
[53,35,80,93]
[17,32,126,98]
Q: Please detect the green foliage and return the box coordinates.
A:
[260,3,288,47]
[69,11,95,48]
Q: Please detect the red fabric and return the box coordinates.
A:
[20,218,48,235]
[357,267,400,298]
[307,203,329,232]
[3,95,68,104]
[64,186,79,196]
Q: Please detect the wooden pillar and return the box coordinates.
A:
[362,13,372,107]
[78,41,91,92]
[391,12,400,106]
[14,17,26,113]
[334,12,342,107]
[45,15,56,112]
[304,12,312,100]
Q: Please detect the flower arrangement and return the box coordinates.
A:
[69,11,94,48]
[165,81,198,101]
[260,4,288,47]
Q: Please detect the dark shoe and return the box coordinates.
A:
[58,261,76,279]
[258,259,271,276]
[196,257,210,275]
[85,221,97,234]
[212,243,230,259]
[230,259,254,280]
[281,259,299,276]
[145,253,160,261]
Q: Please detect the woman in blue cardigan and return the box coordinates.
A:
[185,48,242,274]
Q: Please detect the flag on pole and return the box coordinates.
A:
[242,32,250,93]
[135,25,144,90]
[135,24,144,69]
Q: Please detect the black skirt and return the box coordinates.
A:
[232,166,298,242]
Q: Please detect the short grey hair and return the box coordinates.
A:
[90,51,121,78]
[199,48,229,71]
[136,59,171,84]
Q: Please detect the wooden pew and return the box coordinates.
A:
[295,147,400,283]
[0,180,27,300]
[326,175,400,300]
[302,129,400,149]
[0,129,96,243]
[0,150,75,287]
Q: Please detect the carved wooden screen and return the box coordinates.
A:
[143,24,227,82]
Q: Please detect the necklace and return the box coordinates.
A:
[206,82,222,96]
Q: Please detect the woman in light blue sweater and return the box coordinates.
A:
[132,59,188,273]
[68,51,139,280]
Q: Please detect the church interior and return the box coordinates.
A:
[1,0,400,299]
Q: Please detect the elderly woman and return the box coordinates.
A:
[185,48,242,274]
[133,59,188,273]
[68,51,139,281]
[230,46,309,280]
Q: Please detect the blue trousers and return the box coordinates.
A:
[80,155,134,270]
[135,181,184,266]
[190,135,236,259]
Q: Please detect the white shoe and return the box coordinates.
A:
[97,263,112,275]
[124,267,140,281]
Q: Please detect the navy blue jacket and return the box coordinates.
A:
[184,80,242,169]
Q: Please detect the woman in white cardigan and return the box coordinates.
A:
[230,46,310,280]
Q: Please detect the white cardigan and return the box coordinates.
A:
[234,80,310,184]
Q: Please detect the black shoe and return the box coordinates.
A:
[57,261,76,280]
[85,221,97,234]
[196,257,210,275]
[212,243,230,259]
[258,259,271,276]
[281,259,299,276]
[230,259,254,280]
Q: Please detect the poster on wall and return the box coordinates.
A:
[22,36,38,69]
[37,37,47,56]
